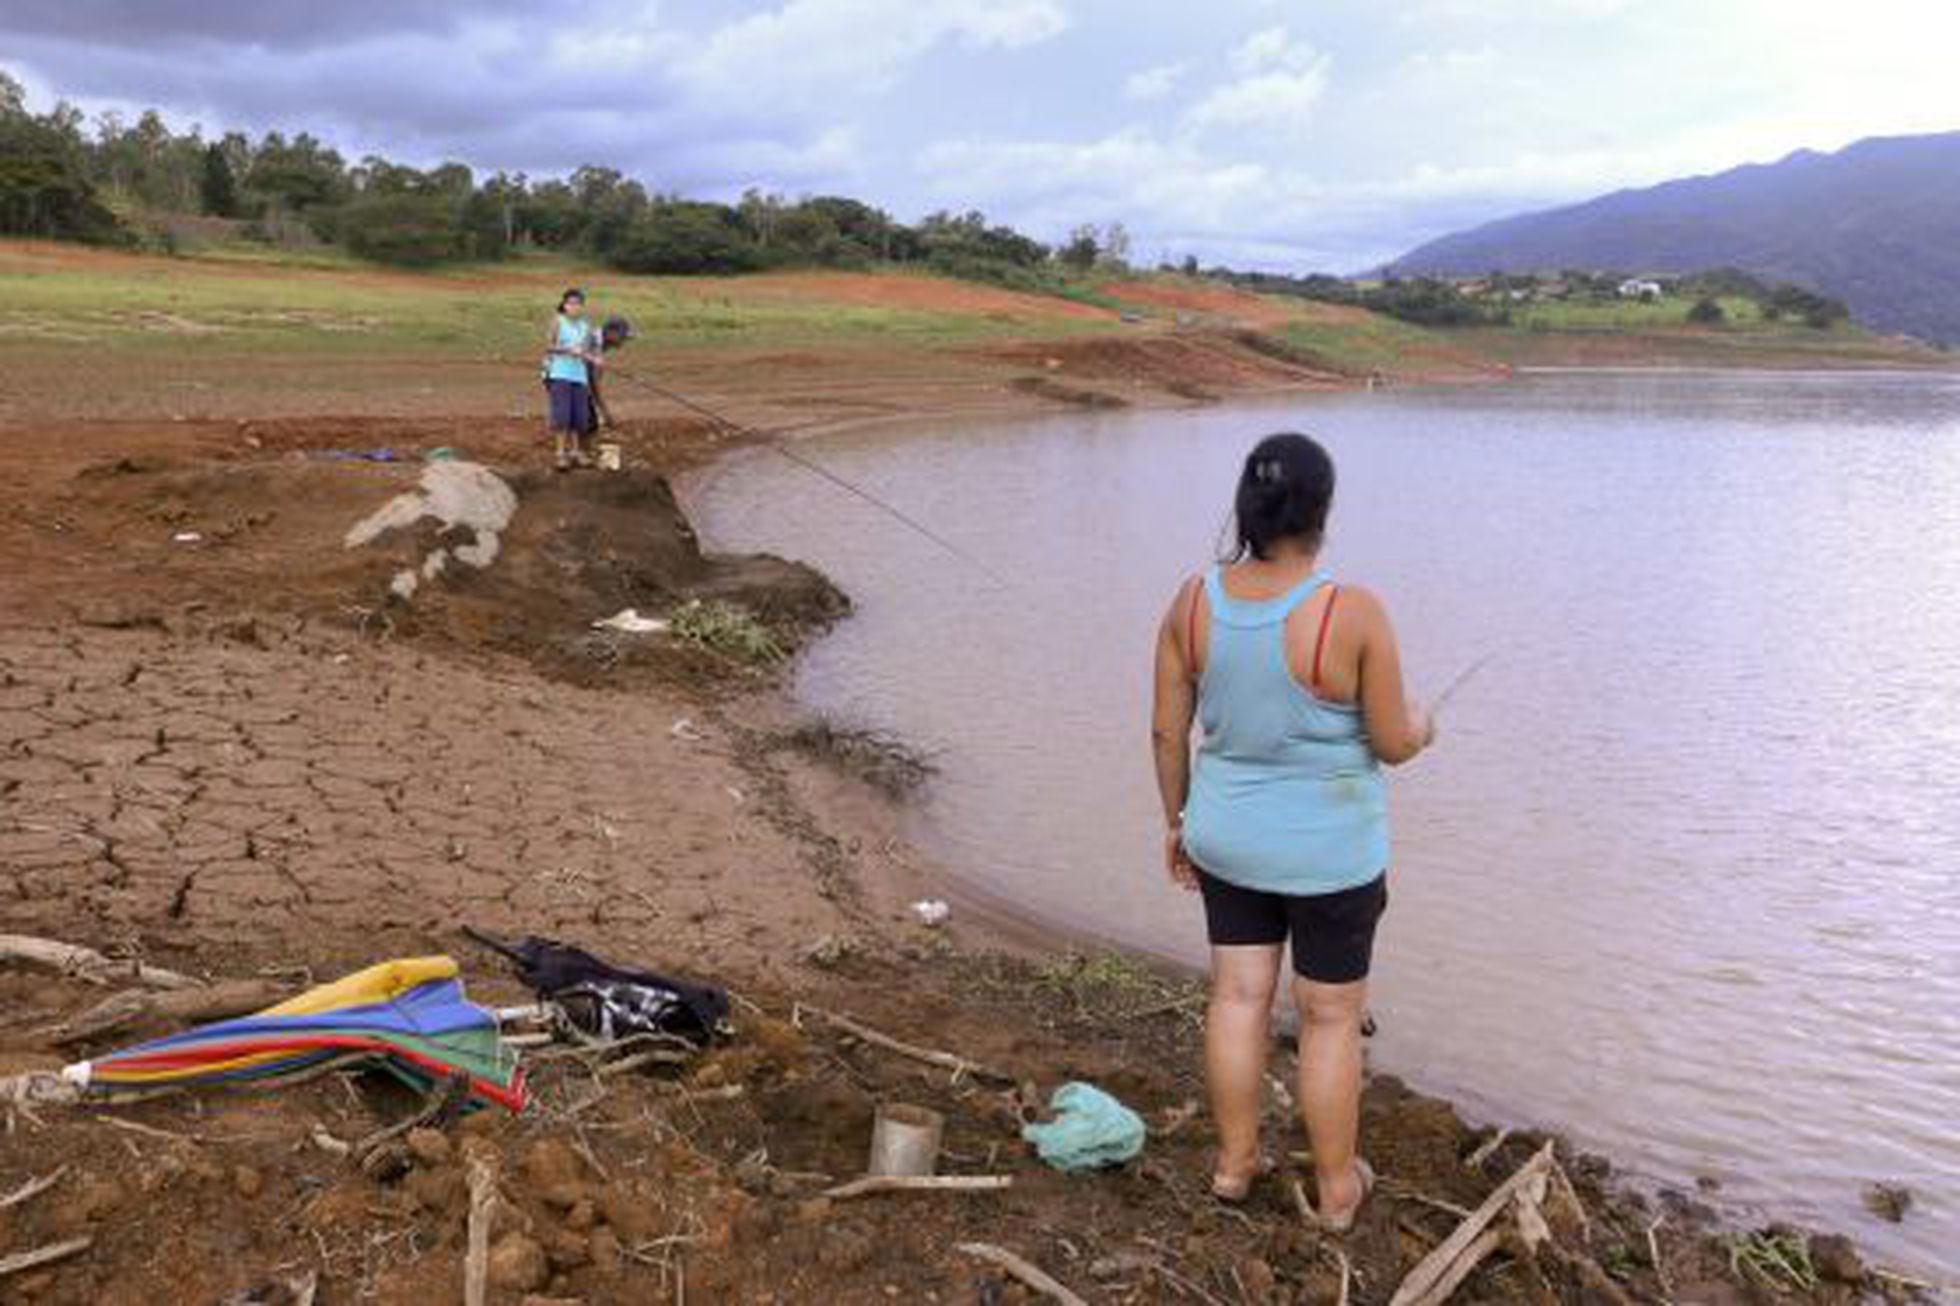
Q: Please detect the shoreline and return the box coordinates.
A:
[682,366,1952,1278]
[0,273,1948,1295]
[680,376,1952,1290]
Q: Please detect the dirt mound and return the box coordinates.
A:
[1098,279,1295,331]
[1,419,839,692]
[349,464,845,683]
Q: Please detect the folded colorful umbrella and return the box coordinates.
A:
[62,957,525,1111]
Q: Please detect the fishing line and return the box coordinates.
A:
[1430,652,1496,714]
[605,365,1009,587]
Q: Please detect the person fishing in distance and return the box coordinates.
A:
[542,287,600,471]
[1150,431,1434,1230]
[582,314,636,439]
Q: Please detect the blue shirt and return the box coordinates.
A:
[545,315,592,385]
[1181,568,1389,896]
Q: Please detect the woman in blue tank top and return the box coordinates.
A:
[1151,432,1434,1230]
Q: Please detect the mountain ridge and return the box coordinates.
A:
[1386,131,1960,343]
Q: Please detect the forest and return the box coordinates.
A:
[0,68,1124,290]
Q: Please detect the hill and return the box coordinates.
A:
[1386,131,1960,343]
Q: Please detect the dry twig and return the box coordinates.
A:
[0,1236,93,1280]
[0,1166,65,1211]
[464,1156,496,1306]
[1646,1216,1672,1300]
[353,1071,469,1161]
[956,1242,1088,1306]
[1463,1128,1510,1171]
[101,1116,197,1144]
[796,1004,1015,1084]
[825,1175,1011,1200]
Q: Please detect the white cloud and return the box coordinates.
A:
[1185,26,1329,134]
[689,0,1068,100]
[1229,26,1312,74]
[1123,61,1184,101]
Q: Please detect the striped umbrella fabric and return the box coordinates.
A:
[68,957,525,1110]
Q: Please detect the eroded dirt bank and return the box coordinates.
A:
[0,402,1931,1304]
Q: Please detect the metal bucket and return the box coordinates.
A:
[866,1103,944,1177]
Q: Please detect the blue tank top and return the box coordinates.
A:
[545,315,591,385]
[1181,568,1389,896]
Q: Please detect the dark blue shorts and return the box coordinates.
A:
[546,379,591,433]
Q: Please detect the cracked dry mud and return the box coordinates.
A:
[0,622,911,983]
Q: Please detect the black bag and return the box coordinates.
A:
[466,928,728,1044]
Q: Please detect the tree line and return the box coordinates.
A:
[0,69,1138,291]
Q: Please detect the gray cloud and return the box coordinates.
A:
[0,1,538,49]
[5,1,1956,271]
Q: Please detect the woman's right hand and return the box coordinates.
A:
[1407,699,1437,752]
[1165,826,1198,891]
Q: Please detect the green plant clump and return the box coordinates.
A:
[1726,1230,1818,1292]
[670,599,784,666]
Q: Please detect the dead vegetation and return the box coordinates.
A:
[774,718,939,799]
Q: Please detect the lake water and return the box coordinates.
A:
[692,370,1960,1276]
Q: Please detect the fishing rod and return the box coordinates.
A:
[604,364,1008,587]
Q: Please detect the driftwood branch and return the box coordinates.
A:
[1548,1161,1591,1240]
[1390,1142,1557,1306]
[464,1156,497,1306]
[796,1004,1014,1084]
[955,1242,1088,1306]
[0,1236,93,1280]
[54,979,287,1044]
[825,1175,1012,1200]
[0,935,196,989]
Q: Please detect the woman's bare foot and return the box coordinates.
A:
[1314,1157,1375,1232]
[1211,1152,1271,1203]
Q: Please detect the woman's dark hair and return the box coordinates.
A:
[558,287,585,312]
[1230,432,1335,561]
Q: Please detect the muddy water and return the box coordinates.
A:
[693,370,1960,1274]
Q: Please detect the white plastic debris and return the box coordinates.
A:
[172,531,202,544]
[911,899,952,928]
[670,718,705,741]
[593,608,670,634]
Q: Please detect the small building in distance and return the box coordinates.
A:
[1618,278,1664,301]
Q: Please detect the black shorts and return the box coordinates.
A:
[1196,869,1388,984]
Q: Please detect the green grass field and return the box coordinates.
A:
[1,240,1937,412]
[1500,293,1817,333]
[1279,312,1466,375]
[0,243,1117,368]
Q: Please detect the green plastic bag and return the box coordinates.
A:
[1021,1082,1146,1174]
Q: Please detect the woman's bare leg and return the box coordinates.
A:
[1293,975,1369,1219]
[1207,944,1282,1188]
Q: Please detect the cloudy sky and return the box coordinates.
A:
[6,0,1958,270]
